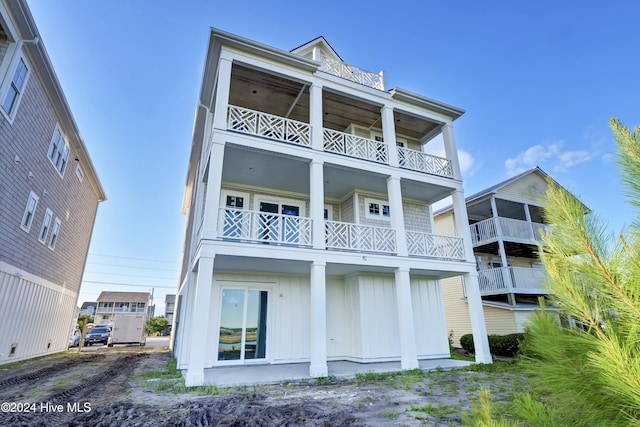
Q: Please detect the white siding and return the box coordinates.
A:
[411,278,449,357]
[358,275,400,360]
[326,276,346,358]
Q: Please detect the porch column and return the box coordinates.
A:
[387,176,407,256]
[452,189,493,364]
[490,197,512,294]
[309,160,325,249]
[381,105,399,167]
[185,256,215,386]
[212,57,232,131]
[523,203,536,240]
[309,261,328,377]
[463,272,493,364]
[442,123,462,181]
[395,267,419,370]
[310,83,324,152]
[200,141,225,240]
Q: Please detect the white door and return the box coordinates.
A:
[217,288,268,362]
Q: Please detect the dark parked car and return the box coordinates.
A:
[84,327,110,346]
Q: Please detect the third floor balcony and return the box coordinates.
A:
[470,217,549,247]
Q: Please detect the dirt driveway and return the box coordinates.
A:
[0,344,526,426]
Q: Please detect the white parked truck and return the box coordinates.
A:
[107,313,147,346]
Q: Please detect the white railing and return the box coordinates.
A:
[477,267,548,296]
[325,221,396,254]
[323,129,388,164]
[470,217,549,245]
[318,56,384,90]
[227,106,311,147]
[218,208,312,246]
[406,231,465,260]
[96,307,147,314]
[398,147,453,178]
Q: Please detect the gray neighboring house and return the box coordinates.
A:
[0,0,105,364]
[164,294,175,325]
[79,302,97,316]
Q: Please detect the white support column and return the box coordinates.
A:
[200,141,225,240]
[387,176,407,256]
[309,160,325,250]
[309,261,328,377]
[463,272,493,364]
[523,203,536,240]
[394,267,419,370]
[185,256,215,386]
[381,105,398,167]
[452,188,492,364]
[212,57,233,131]
[310,83,324,152]
[490,197,512,293]
[442,123,462,181]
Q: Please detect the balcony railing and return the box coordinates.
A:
[96,307,147,314]
[318,56,384,90]
[477,267,548,296]
[218,208,313,246]
[323,129,388,164]
[325,220,396,254]
[398,147,453,178]
[227,106,311,147]
[406,231,465,260]
[470,217,550,246]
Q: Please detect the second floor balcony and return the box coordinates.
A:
[217,208,465,261]
[470,217,549,247]
[477,266,548,296]
[96,306,147,314]
[225,105,454,179]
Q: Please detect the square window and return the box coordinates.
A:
[369,203,380,215]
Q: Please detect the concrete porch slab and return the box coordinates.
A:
[202,358,473,387]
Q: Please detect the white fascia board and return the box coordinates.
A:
[390,87,465,121]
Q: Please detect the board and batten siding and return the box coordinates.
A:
[412,278,449,357]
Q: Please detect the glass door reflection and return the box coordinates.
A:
[218,289,268,362]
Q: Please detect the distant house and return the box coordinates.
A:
[164,294,175,324]
[0,0,105,364]
[79,302,97,316]
[95,292,151,327]
[173,29,492,386]
[434,167,587,345]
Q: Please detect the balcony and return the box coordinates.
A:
[217,208,464,260]
[225,105,455,179]
[470,217,550,246]
[96,306,147,314]
[477,267,548,296]
[318,55,384,90]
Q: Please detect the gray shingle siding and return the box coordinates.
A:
[0,51,99,294]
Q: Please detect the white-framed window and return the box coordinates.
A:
[75,164,84,182]
[2,56,29,118]
[48,217,61,250]
[47,126,70,176]
[20,191,39,232]
[324,204,333,220]
[365,197,390,220]
[38,208,53,244]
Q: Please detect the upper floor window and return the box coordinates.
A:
[21,191,39,232]
[365,198,390,220]
[38,208,53,244]
[75,164,84,182]
[2,57,29,118]
[48,126,70,176]
[48,217,61,250]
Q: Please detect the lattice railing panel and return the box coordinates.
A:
[319,56,384,90]
[325,221,396,254]
[406,231,465,260]
[323,129,388,164]
[397,147,453,178]
[218,208,312,246]
[227,106,311,147]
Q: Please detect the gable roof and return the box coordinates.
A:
[96,291,150,303]
[289,36,343,62]
[80,301,97,309]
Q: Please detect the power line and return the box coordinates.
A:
[85,262,178,272]
[89,253,180,264]
[82,280,176,289]
[84,271,177,280]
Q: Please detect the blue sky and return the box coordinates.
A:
[27,1,639,314]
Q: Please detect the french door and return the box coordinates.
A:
[217,288,268,362]
[258,200,301,243]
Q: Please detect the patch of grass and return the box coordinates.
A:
[354,370,391,385]
[52,378,68,388]
[315,375,337,385]
[383,409,399,420]
[411,402,460,419]
[142,358,182,380]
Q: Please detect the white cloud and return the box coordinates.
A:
[505,139,596,175]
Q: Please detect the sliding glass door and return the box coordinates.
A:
[218,288,268,362]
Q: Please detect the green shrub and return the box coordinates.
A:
[459,333,524,357]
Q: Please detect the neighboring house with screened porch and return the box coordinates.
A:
[0,0,105,364]
[434,167,586,345]
[173,29,493,386]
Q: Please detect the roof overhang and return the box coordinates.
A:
[389,87,465,121]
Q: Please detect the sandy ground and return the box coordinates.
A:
[0,343,525,426]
